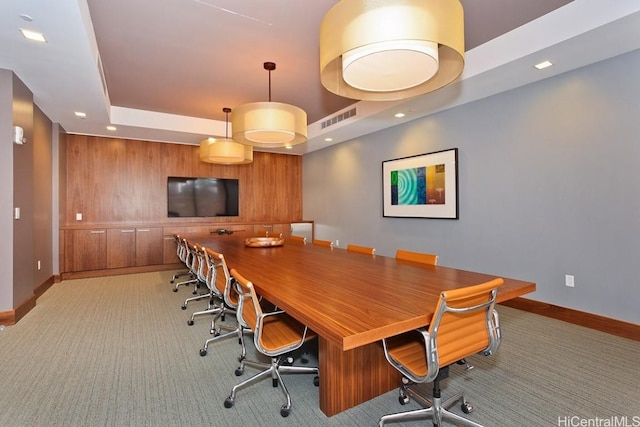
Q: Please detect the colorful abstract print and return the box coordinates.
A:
[391,164,445,205]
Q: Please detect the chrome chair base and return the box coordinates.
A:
[224,355,319,417]
[379,377,480,427]
[197,304,240,355]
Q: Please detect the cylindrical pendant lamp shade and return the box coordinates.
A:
[320,0,465,101]
[232,101,307,148]
[239,143,253,164]
[199,138,250,164]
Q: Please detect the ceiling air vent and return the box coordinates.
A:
[321,107,357,129]
[97,53,109,99]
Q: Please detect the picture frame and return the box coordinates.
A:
[382,148,458,219]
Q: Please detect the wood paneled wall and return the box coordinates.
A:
[63,135,302,226]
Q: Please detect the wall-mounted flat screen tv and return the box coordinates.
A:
[167,177,239,217]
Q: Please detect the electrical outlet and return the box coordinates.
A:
[565,274,575,288]
[76,213,83,221]
[37,260,41,271]
[335,240,339,247]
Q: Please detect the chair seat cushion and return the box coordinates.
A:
[259,313,317,353]
[385,332,428,378]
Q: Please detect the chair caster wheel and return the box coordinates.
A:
[170,280,175,284]
[272,378,278,387]
[221,314,226,321]
[235,367,244,376]
[280,406,290,417]
[187,320,194,326]
[199,348,207,357]
[192,291,197,295]
[461,402,473,414]
[399,394,410,405]
[181,305,187,310]
[173,288,178,292]
[224,397,234,408]
[313,376,319,387]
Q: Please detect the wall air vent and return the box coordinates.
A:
[320,107,357,129]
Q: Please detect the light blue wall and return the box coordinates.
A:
[303,49,640,325]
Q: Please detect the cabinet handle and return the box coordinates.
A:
[90,230,105,234]
[121,229,135,233]
[137,229,150,232]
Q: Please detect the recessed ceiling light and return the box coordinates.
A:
[534,60,553,70]
[284,145,293,150]
[20,28,46,43]
[324,137,333,142]
[394,112,406,118]
[106,125,117,131]
[74,112,87,118]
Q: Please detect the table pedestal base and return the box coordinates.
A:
[318,336,401,416]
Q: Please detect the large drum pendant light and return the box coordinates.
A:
[320,0,465,101]
[200,107,253,164]
[232,62,307,148]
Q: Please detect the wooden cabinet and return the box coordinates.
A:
[253,223,290,237]
[135,228,163,266]
[63,226,164,274]
[61,222,307,277]
[64,229,107,272]
[107,228,136,268]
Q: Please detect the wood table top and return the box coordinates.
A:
[190,234,536,351]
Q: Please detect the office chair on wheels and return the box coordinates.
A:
[224,268,319,417]
[379,278,504,427]
[195,249,244,357]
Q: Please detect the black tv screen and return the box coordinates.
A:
[167,177,239,217]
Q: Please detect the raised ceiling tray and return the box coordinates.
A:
[244,236,285,248]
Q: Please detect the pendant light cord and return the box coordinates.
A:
[223,107,232,139]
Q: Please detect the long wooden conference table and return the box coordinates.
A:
[190,233,536,416]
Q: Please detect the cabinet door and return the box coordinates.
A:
[136,228,164,266]
[71,229,107,271]
[107,229,136,268]
[163,235,181,264]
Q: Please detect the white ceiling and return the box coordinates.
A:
[1,0,640,155]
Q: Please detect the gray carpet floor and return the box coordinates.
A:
[0,270,638,426]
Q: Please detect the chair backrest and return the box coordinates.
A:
[230,268,262,335]
[174,234,185,262]
[184,239,199,274]
[205,248,238,308]
[194,244,211,283]
[428,278,503,374]
[288,235,307,244]
[395,249,438,266]
[347,244,375,255]
[313,239,333,248]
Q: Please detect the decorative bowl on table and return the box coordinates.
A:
[244,236,285,248]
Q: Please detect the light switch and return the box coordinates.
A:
[14,207,20,219]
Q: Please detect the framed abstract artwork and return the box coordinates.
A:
[382,148,458,219]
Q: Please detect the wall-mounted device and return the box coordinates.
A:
[14,126,25,145]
